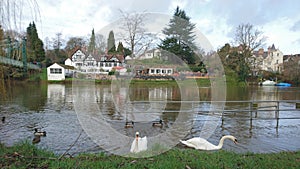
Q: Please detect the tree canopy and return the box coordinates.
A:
[232,23,266,82]
[159,6,197,64]
[107,30,116,54]
[88,28,96,54]
[26,22,45,62]
[119,10,150,58]
[65,36,86,56]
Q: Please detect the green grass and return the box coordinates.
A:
[1,142,299,169]
[28,68,47,82]
[128,78,211,87]
[29,67,244,87]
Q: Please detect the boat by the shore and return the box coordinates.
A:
[259,80,276,86]
[275,82,291,87]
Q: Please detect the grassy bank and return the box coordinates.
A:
[28,68,244,87]
[1,142,299,169]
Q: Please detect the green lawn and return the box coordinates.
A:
[1,142,299,169]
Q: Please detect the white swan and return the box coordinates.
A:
[130,132,147,153]
[180,135,238,150]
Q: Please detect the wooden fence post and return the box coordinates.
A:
[296,103,300,109]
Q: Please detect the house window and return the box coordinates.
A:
[100,62,104,67]
[150,69,155,74]
[156,69,160,74]
[50,68,62,74]
[114,63,117,66]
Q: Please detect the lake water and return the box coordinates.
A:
[0,81,300,155]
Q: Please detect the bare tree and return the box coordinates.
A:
[52,32,64,51]
[119,10,154,58]
[233,23,266,81]
[283,56,300,85]
[95,33,106,54]
[234,23,266,54]
[65,36,86,54]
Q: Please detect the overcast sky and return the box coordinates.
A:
[22,0,300,54]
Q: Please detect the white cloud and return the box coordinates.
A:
[17,0,300,54]
[264,17,300,54]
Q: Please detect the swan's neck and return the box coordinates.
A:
[216,136,231,149]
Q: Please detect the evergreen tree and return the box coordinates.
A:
[124,48,132,57]
[116,41,132,57]
[159,6,196,64]
[117,42,124,54]
[107,30,116,54]
[26,22,45,62]
[88,28,96,54]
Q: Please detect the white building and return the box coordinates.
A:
[263,44,283,72]
[138,49,162,60]
[148,68,173,75]
[70,49,86,67]
[64,58,73,67]
[47,63,65,81]
[65,49,125,73]
[252,44,284,74]
[47,63,75,81]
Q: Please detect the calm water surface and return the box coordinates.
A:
[0,81,300,155]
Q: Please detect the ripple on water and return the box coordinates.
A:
[1,86,300,154]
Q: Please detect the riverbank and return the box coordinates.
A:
[0,142,299,169]
[24,67,246,86]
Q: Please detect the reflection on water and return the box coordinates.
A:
[0,83,300,154]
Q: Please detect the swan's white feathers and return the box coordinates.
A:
[180,137,217,150]
[180,135,237,151]
[130,136,148,153]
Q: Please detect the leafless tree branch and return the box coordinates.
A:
[119,10,155,58]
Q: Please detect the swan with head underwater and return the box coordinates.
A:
[130,131,148,153]
[180,135,238,150]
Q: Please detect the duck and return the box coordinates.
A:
[34,128,46,136]
[125,121,134,128]
[32,135,41,144]
[180,135,238,150]
[152,119,163,127]
[130,131,148,153]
